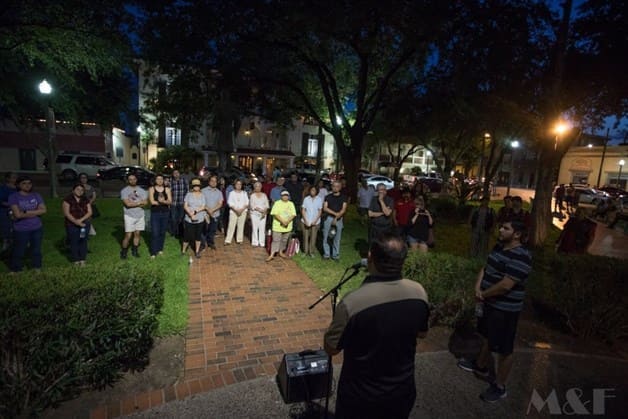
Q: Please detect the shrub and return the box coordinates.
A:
[403,252,483,328]
[528,252,628,343]
[0,264,164,418]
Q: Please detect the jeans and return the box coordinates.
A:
[66,223,89,262]
[11,227,43,272]
[151,211,169,255]
[322,217,343,259]
[203,217,218,246]
[169,204,184,236]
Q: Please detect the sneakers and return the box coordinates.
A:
[480,383,507,403]
[457,358,489,377]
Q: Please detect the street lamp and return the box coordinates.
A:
[618,160,625,190]
[39,79,57,198]
[506,140,519,196]
[553,121,568,151]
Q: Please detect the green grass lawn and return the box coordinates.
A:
[294,204,479,299]
[0,197,188,336]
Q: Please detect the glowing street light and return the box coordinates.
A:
[38,79,52,95]
[618,159,625,190]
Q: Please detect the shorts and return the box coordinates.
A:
[477,304,520,355]
[184,221,204,243]
[406,234,426,245]
[124,214,145,233]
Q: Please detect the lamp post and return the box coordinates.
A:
[618,160,625,191]
[506,140,519,196]
[479,132,490,180]
[596,128,610,188]
[39,79,58,198]
[426,150,432,175]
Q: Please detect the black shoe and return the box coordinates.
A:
[195,252,201,259]
[120,249,128,260]
[131,247,140,258]
[457,358,489,377]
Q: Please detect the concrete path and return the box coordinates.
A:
[126,350,628,418]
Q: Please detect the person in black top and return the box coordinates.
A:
[148,174,172,258]
[407,195,433,252]
[324,233,430,419]
[322,181,348,261]
[284,172,303,232]
[368,183,395,244]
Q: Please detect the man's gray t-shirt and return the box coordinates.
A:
[121,186,147,219]
[202,186,223,218]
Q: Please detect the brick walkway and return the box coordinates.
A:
[91,240,333,418]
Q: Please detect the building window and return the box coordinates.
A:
[307,138,318,157]
[165,127,181,147]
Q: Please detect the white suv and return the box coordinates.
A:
[56,153,118,180]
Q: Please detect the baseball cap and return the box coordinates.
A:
[281,190,290,197]
[191,179,201,186]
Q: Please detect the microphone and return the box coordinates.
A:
[349,258,368,270]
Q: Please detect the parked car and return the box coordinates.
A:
[573,186,609,205]
[56,152,118,180]
[97,166,157,189]
[598,186,626,199]
[416,176,444,193]
[366,175,394,190]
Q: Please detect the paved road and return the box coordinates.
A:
[127,350,628,418]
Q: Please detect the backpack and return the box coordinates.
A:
[285,237,300,257]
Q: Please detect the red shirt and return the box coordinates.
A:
[262,182,275,198]
[395,199,415,227]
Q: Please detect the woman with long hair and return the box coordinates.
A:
[148,174,172,258]
[62,183,92,266]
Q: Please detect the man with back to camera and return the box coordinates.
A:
[457,220,532,403]
[120,174,148,259]
[324,233,430,419]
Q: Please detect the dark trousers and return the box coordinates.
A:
[66,223,89,262]
[169,204,184,236]
[11,227,43,272]
[151,211,169,255]
[203,217,218,246]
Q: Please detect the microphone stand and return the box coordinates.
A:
[308,265,364,419]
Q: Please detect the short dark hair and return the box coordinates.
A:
[511,196,522,203]
[369,233,408,276]
[503,220,527,243]
[78,172,88,179]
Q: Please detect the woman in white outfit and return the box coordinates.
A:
[225,179,249,244]
[301,185,323,257]
[249,181,269,247]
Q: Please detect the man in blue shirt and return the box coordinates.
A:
[457,220,532,403]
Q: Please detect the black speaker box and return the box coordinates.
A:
[276,349,332,404]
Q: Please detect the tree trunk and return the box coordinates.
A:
[338,145,362,202]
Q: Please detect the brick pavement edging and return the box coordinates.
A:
[90,240,333,418]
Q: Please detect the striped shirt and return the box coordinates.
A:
[480,244,532,312]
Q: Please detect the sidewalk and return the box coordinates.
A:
[91,241,334,418]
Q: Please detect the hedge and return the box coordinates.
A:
[403,251,483,328]
[0,264,164,418]
[528,250,628,343]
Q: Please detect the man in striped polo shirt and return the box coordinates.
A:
[457,220,532,403]
[324,233,430,418]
